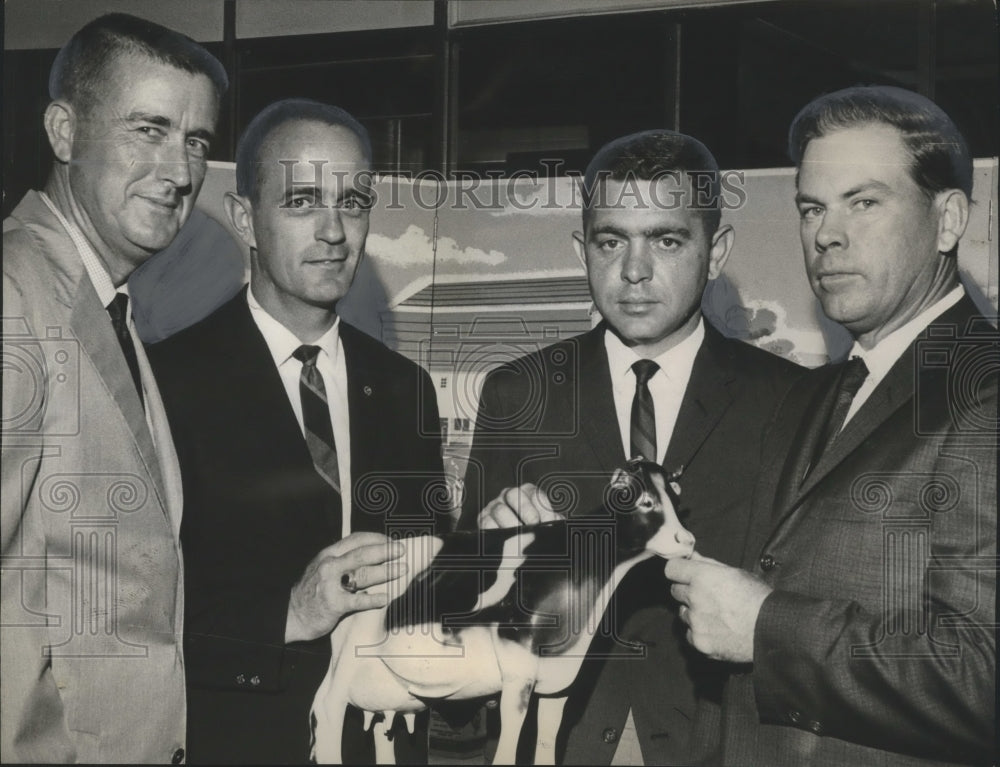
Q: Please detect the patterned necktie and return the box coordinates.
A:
[106,292,143,408]
[807,356,869,478]
[630,359,660,462]
[292,345,343,531]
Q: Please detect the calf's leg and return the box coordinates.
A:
[491,638,539,765]
[534,696,567,765]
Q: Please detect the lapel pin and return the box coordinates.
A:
[363,385,373,396]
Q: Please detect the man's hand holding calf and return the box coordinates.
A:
[665,554,773,663]
[285,532,406,643]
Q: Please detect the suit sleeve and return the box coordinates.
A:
[1,270,75,759]
[751,424,997,763]
[181,557,297,694]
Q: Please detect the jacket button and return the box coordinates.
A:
[759,554,777,572]
[808,720,823,734]
[788,710,801,724]
[235,674,246,685]
[602,727,618,744]
[250,675,261,687]
[171,747,185,764]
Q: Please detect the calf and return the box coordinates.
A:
[310,458,695,764]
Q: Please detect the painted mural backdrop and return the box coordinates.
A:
[130,160,999,481]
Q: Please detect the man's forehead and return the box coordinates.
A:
[599,171,695,191]
[93,51,211,97]
[795,124,918,200]
[256,119,370,190]
[260,119,366,164]
[800,123,911,171]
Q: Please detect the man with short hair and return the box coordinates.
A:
[2,13,225,763]
[149,98,446,764]
[667,85,996,766]
[459,130,801,765]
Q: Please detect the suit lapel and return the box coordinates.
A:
[664,324,735,474]
[135,341,183,537]
[218,292,312,458]
[764,357,912,550]
[797,353,912,500]
[577,325,628,474]
[340,323,385,533]
[791,294,981,504]
[69,269,169,512]
[769,365,841,516]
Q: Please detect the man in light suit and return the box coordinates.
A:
[1,14,225,763]
[667,86,996,765]
[149,99,447,764]
[459,130,801,764]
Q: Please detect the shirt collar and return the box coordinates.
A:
[605,316,705,382]
[848,286,965,384]
[39,190,119,308]
[246,286,341,368]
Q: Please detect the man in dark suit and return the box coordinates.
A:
[667,86,996,766]
[149,99,446,764]
[458,130,801,764]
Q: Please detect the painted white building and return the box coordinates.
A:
[381,270,594,468]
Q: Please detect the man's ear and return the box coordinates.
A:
[572,230,587,271]
[225,191,257,250]
[707,223,734,280]
[935,189,969,254]
[43,101,75,163]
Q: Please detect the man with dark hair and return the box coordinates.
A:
[2,13,223,763]
[668,85,996,765]
[459,129,801,764]
[148,98,446,764]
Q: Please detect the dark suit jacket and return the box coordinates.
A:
[714,295,997,766]
[459,319,802,765]
[149,290,446,764]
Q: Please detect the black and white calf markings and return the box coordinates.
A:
[310,458,696,764]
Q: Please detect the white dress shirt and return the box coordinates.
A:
[604,319,705,465]
[843,286,965,427]
[247,289,352,539]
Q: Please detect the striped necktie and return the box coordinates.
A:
[292,345,343,530]
[630,359,659,462]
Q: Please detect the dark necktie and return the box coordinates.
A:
[807,356,869,478]
[106,293,143,408]
[630,359,660,462]
[293,345,343,531]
